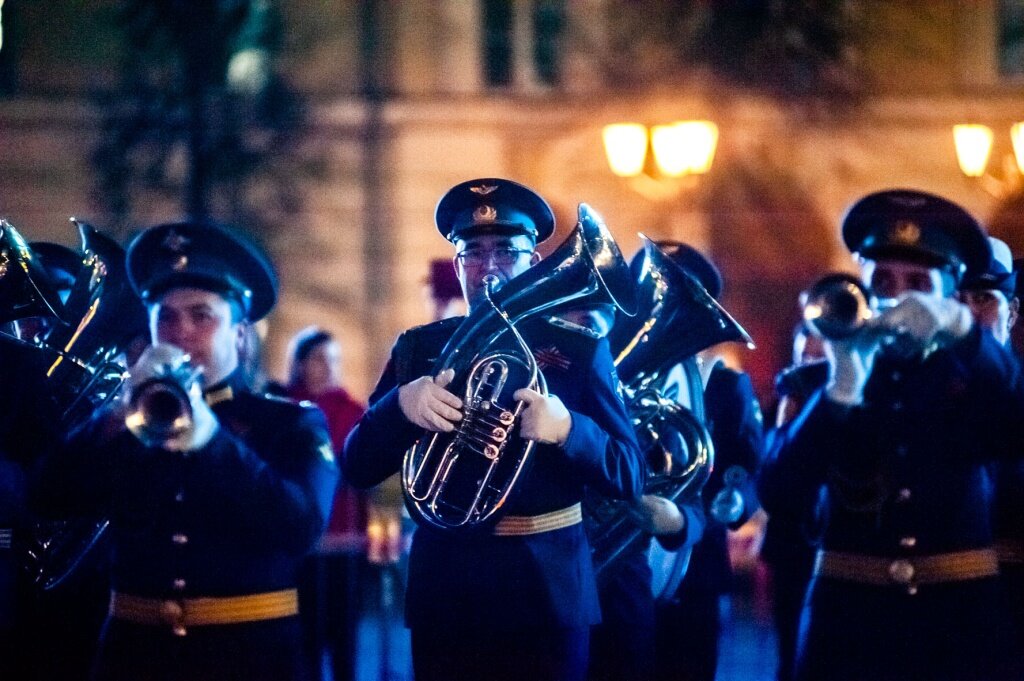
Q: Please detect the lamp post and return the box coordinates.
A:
[602,120,719,202]
[952,122,1024,198]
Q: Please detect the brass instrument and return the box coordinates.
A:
[800,273,876,341]
[124,345,201,449]
[588,236,753,594]
[0,220,67,326]
[402,203,637,532]
[801,272,919,357]
[10,218,147,590]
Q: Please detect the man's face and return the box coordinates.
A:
[860,259,945,302]
[453,233,539,311]
[149,287,244,386]
[960,288,1019,346]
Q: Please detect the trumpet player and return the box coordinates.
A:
[342,178,643,681]
[959,237,1024,650]
[760,189,1024,681]
[34,221,339,681]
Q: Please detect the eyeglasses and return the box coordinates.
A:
[455,248,533,268]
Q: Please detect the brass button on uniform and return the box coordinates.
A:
[900,537,917,548]
[172,624,188,637]
[173,578,186,591]
[174,491,185,503]
[172,533,189,546]
[897,488,912,502]
[888,559,915,584]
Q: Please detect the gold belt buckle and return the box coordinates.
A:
[887,559,915,584]
[160,600,188,637]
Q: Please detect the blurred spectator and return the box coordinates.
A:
[285,327,366,681]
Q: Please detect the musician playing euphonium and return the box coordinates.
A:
[342,178,643,681]
[760,190,1024,681]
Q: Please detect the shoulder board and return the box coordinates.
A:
[544,314,603,339]
[251,391,319,414]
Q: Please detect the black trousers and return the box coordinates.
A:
[796,577,1021,681]
[412,625,589,681]
[654,585,722,681]
[92,616,308,681]
[299,553,360,681]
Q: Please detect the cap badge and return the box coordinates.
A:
[470,184,499,196]
[162,230,191,254]
[172,255,189,272]
[473,205,498,224]
[890,220,921,245]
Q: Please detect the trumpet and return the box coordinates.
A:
[125,347,202,449]
[800,273,919,357]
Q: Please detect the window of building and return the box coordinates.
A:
[998,0,1024,76]
[481,0,565,88]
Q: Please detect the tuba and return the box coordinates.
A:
[0,220,67,326]
[402,204,637,531]
[586,236,753,593]
[13,218,147,590]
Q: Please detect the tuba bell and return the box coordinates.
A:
[0,220,67,326]
[402,203,637,532]
[586,236,753,591]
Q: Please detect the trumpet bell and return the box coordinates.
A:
[801,273,875,340]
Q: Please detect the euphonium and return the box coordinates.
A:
[402,204,637,532]
[587,236,753,589]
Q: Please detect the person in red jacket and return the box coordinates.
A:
[286,327,366,681]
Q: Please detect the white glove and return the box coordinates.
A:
[630,494,686,535]
[398,369,463,433]
[824,333,881,407]
[127,344,218,452]
[511,388,572,445]
[875,292,974,346]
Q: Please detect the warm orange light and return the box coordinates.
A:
[953,124,994,177]
[1010,122,1024,175]
[602,123,648,177]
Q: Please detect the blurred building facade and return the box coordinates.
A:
[0,0,1022,400]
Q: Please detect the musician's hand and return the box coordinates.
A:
[630,495,686,535]
[876,292,973,345]
[824,333,880,407]
[512,388,571,445]
[126,344,218,452]
[398,369,463,433]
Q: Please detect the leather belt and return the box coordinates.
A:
[0,528,11,550]
[110,589,298,636]
[996,538,1024,565]
[493,503,582,536]
[815,549,999,594]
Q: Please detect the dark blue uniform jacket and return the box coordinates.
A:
[343,316,644,632]
[34,369,338,599]
[760,326,1024,681]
